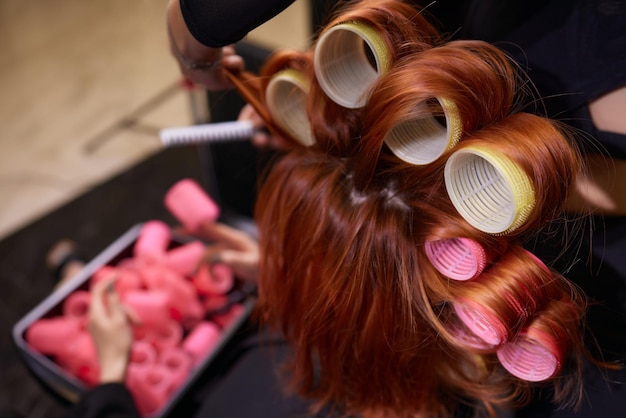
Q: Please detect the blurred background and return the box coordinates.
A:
[0,0,311,241]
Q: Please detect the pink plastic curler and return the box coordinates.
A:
[133,220,172,260]
[55,332,100,387]
[115,268,143,296]
[25,317,82,355]
[126,364,172,416]
[164,241,206,276]
[425,238,487,281]
[164,178,220,233]
[497,327,562,382]
[158,347,193,391]
[445,314,496,351]
[149,319,184,353]
[193,263,235,296]
[212,303,245,330]
[90,265,118,288]
[122,290,172,327]
[182,321,222,364]
[130,340,158,372]
[453,298,508,347]
[152,269,203,323]
[62,290,91,326]
[202,294,230,314]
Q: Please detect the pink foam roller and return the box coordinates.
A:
[425,238,487,281]
[122,290,172,326]
[62,290,91,326]
[202,294,229,313]
[115,268,143,296]
[193,263,234,296]
[497,328,562,382]
[25,317,82,355]
[453,298,507,346]
[126,364,171,416]
[164,179,220,233]
[159,347,193,391]
[133,220,171,260]
[56,332,100,387]
[150,319,184,353]
[130,340,158,372]
[90,265,118,289]
[164,241,206,276]
[213,303,245,329]
[182,321,222,364]
[153,269,203,323]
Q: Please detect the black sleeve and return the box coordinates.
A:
[180,0,297,47]
[60,384,140,418]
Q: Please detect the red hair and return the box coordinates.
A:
[221,1,605,417]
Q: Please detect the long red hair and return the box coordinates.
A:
[226,1,603,417]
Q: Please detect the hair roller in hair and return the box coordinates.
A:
[453,298,508,346]
[314,20,391,108]
[164,178,220,233]
[497,326,563,382]
[266,69,315,146]
[444,145,535,234]
[384,98,462,165]
[425,237,487,281]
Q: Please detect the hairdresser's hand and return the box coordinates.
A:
[88,276,139,384]
[166,0,244,90]
[198,222,260,282]
[238,103,284,149]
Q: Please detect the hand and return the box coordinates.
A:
[238,104,284,149]
[88,275,139,384]
[166,0,244,90]
[196,222,260,282]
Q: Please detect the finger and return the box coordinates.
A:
[90,274,117,318]
[199,223,258,252]
[122,304,142,327]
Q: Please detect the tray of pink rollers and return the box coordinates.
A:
[13,178,256,417]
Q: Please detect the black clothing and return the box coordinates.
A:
[179,0,296,47]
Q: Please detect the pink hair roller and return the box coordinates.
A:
[55,332,100,387]
[164,241,206,276]
[152,269,204,323]
[122,290,172,327]
[202,294,229,313]
[182,321,222,364]
[149,320,184,353]
[453,298,508,347]
[90,265,142,297]
[213,303,245,329]
[133,220,172,260]
[425,238,487,281]
[445,315,496,351]
[126,364,171,416]
[497,327,562,382]
[158,347,193,391]
[130,340,158,372]
[25,317,82,355]
[62,290,91,326]
[164,178,220,233]
[193,263,235,296]
[90,265,118,288]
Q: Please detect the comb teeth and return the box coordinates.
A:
[159,121,254,147]
[425,237,487,281]
[497,333,561,382]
